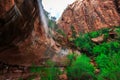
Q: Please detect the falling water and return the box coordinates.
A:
[37,0,70,56]
[37,0,49,37]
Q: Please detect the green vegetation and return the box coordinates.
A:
[56,29,66,37]
[93,41,120,55]
[89,28,109,38]
[67,54,95,80]
[30,60,61,80]
[26,26,120,80]
[114,27,120,41]
[45,10,58,31]
[74,33,95,54]
[74,28,110,55]
[96,53,120,80]
[73,26,120,80]
[74,27,120,55]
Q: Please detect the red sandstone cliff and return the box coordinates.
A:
[0,0,51,66]
[57,0,120,35]
[1,0,120,66]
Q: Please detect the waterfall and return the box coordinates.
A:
[37,0,55,49]
[37,0,68,55]
[37,0,49,37]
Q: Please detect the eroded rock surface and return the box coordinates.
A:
[57,0,120,35]
[0,0,52,66]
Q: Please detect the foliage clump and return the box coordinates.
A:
[27,26,120,80]
[72,26,120,80]
[56,29,66,37]
[30,60,61,80]
[67,54,95,80]
[96,53,120,80]
[74,33,95,54]
[93,41,120,55]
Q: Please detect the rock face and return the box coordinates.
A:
[0,0,52,66]
[0,0,14,17]
[57,0,120,35]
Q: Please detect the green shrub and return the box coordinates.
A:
[99,28,109,34]
[67,53,76,66]
[88,28,109,38]
[74,33,95,53]
[96,52,120,80]
[30,61,61,80]
[89,31,100,38]
[114,26,120,34]
[74,28,110,54]
[56,29,66,37]
[95,54,109,69]
[93,41,120,55]
[39,67,60,80]
[114,26,120,41]
[67,55,95,80]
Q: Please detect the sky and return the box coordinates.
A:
[42,0,75,20]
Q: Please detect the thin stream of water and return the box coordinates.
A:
[37,0,69,56]
[37,0,49,37]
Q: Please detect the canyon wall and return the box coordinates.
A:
[0,0,50,66]
[57,0,120,35]
[1,0,120,65]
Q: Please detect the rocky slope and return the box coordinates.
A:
[0,0,53,66]
[57,0,120,35]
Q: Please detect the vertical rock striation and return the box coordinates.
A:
[57,0,120,35]
[0,0,51,66]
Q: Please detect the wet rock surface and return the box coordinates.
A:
[0,0,55,66]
